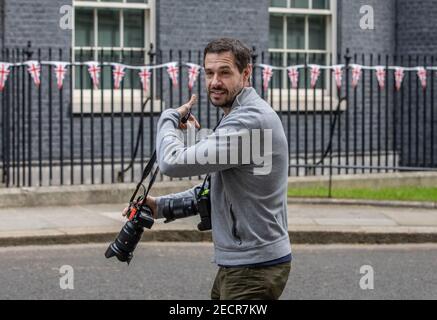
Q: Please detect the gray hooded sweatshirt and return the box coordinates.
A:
[155,87,291,266]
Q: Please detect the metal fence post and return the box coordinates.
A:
[24,41,33,60]
[0,48,5,185]
[251,46,258,89]
[24,41,33,186]
[344,49,351,175]
[147,43,156,155]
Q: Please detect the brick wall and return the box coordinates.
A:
[396,0,437,167]
[157,0,269,52]
[337,0,396,55]
[397,0,437,55]
[3,0,72,49]
[0,0,4,48]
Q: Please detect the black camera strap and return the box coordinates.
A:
[129,151,157,204]
[197,113,225,197]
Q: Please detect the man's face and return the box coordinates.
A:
[204,51,251,108]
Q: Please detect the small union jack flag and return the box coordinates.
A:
[167,63,179,87]
[112,64,126,90]
[310,65,321,89]
[351,65,362,88]
[0,63,11,92]
[332,65,343,89]
[187,64,200,90]
[287,67,299,89]
[417,67,427,90]
[27,61,41,87]
[138,68,152,93]
[86,62,101,90]
[54,62,68,90]
[262,66,273,91]
[375,67,386,89]
[394,67,405,91]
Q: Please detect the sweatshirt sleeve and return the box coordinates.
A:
[155,184,200,219]
[156,108,250,177]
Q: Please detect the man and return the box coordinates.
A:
[142,38,291,300]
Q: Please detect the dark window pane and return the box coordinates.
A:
[312,0,330,9]
[124,9,145,47]
[270,0,287,7]
[287,16,305,49]
[269,15,284,49]
[290,0,309,8]
[98,9,120,47]
[75,8,94,47]
[309,16,326,50]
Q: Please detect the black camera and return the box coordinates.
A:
[104,202,154,264]
[105,184,211,264]
[162,185,212,231]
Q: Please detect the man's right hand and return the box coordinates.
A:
[122,196,158,219]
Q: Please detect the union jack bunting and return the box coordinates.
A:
[375,66,386,89]
[86,62,101,89]
[112,64,126,90]
[332,65,343,89]
[310,65,321,89]
[351,65,362,88]
[262,65,273,91]
[394,67,405,91]
[287,67,299,89]
[167,63,179,87]
[417,67,427,90]
[53,62,68,90]
[187,64,201,90]
[26,61,41,87]
[138,68,152,93]
[0,63,11,91]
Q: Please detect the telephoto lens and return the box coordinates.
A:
[162,197,198,223]
[105,205,154,264]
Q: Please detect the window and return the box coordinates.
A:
[268,0,336,89]
[73,0,156,113]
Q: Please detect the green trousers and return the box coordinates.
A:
[211,262,291,300]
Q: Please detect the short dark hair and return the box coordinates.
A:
[203,38,252,73]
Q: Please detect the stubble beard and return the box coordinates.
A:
[208,84,244,109]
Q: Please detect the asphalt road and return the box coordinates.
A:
[0,243,436,300]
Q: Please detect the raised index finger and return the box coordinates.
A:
[187,94,197,107]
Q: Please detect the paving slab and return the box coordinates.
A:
[0,202,437,246]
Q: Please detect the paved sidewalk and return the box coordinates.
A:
[1,202,437,246]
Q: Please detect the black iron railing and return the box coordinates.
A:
[0,43,436,187]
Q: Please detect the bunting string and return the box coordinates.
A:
[1,60,437,91]
[257,63,437,91]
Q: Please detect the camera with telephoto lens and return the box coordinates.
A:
[105,184,211,264]
[162,185,212,231]
[104,200,154,264]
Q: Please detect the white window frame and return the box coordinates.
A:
[268,0,338,111]
[72,0,160,114]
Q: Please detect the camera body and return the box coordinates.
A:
[196,187,211,231]
[126,203,155,229]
